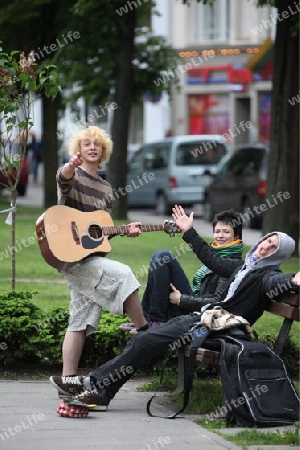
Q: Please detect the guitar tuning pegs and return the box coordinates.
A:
[163,219,181,237]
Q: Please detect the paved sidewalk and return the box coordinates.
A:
[1,379,244,450]
[1,380,295,450]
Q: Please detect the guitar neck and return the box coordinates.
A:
[103,224,164,236]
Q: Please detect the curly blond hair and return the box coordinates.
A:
[68,126,113,169]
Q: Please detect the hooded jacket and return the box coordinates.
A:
[183,229,295,325]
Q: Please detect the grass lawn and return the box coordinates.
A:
[198,422,300,447]
[0,198,299,342]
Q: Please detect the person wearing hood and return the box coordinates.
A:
[50,205,300,408]
[172,205,298,326]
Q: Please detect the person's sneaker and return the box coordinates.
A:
[119,321,135,331]
[129,328,138,335]
[49,375,85,397]
[66,389,110,411]
[130,319,161,335]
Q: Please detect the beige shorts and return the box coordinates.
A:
[61,256,141,336]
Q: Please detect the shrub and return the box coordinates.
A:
[0,290,131,367]
[0,290,50,364]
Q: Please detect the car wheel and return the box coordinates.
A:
[203,200,214,222]
[155,193,169,215]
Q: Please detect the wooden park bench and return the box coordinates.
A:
[176,291,300,393]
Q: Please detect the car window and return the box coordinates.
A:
[128,145,171,171]
[227,148,265,175]
[128,149,144,172]
[143,145,170,170]
[176,142,227,166]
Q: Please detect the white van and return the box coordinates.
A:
[126,135,231,215]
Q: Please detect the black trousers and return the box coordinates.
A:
[88,314,206,401]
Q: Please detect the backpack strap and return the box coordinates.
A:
[147,326,211,419]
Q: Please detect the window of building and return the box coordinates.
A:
[194,0,230,43]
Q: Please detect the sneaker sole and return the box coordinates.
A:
[89,405,108,412]
[67,399,108,412]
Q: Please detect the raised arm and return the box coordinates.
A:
[172,205,241,278]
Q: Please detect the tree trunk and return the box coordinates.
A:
[42,95,59,208]
[108,9,136,220]
[263,0,299,256]
[40,0,60,209]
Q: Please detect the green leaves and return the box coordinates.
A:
[0,46,61,193]
[0,290,131,366]
[38,65,62,98]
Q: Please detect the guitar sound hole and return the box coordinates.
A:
[89,224,103,240]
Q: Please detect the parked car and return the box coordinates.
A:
[0,143,29,196]
[127,135,231,215]
[203,142,269,229]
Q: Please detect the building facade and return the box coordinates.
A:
[144,0,277,147]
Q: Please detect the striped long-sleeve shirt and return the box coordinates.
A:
[56,166,113,212]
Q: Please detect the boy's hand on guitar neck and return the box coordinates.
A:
[125,222,142,237]
[62,152,83,179]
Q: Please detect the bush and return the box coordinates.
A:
[0,290,131,367]
[0,290,51,364]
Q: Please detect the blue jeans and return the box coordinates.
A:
[141,250,194,322]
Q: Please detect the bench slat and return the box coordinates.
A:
[268,301,300,320]
[267,293,300,308]
[183,347,220,365]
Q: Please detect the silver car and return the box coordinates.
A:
[127,135,231,215]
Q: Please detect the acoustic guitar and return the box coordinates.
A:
[36,205,181,269]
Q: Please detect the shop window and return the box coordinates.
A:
[188,94,230,137]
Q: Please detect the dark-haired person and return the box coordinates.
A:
[120,209,243,334]
[50,205,300,408]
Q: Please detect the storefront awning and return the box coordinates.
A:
[245,37,274,80]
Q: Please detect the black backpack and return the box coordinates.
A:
[218,336,300,427]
